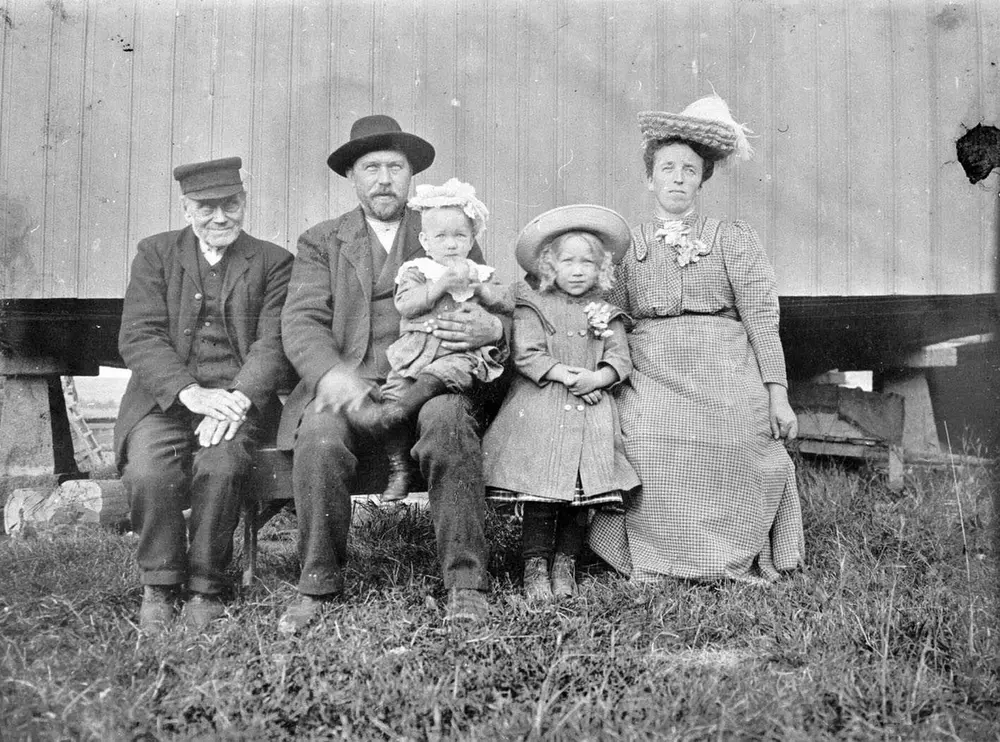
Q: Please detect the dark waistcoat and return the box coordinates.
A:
[360,224,408,381]
[187,249,241,389]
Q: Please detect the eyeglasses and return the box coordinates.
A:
[189,197,243,218]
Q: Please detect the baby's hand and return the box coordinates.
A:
[473,278,495,300]
[580,390,604,405]
[445,257,472,280]
[438,259,472,292]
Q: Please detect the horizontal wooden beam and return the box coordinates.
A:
[902,333,995,368]
[0,355,78,376]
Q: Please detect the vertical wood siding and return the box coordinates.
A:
[1,0,997,299]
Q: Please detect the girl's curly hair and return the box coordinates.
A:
[536,230,615,293]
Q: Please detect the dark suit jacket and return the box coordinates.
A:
[277,206,490,449]
[114,226,293,466]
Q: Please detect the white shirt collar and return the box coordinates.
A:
[365,216,402,253]
[199,242,226,266]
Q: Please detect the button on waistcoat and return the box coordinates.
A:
[187,250,241,389]
[360,224,406,381]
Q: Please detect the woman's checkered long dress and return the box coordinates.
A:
[588,215,804,582]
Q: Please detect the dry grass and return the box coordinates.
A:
[1,457,997,741]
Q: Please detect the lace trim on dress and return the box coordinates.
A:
[653,215,712,267]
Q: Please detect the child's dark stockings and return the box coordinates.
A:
[521,502,587,561]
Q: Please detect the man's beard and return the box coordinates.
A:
[366,191,405,221]
[194,224,241,249]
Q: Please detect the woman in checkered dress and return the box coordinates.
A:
[588,96,805,582]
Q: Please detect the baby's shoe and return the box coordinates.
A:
[523,557,553,602]
[381,449,414,502]
[551,553,577,600]
[380,426,414,503]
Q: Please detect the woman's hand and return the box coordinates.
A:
[766,383,798,441]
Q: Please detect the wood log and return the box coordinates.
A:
[4,479,128,535]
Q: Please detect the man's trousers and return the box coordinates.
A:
[122,409,259,594]
[291,393,489,595]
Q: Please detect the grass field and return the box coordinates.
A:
[1,457,997,741]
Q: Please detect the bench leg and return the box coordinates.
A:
[242,500,258,588]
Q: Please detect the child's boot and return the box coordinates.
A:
[348,374,448,437]
[523,557,553,602]
[381,373,449,430]
[551,552,577,599]
[381,426,415,503]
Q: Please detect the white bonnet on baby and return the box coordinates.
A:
[407,178,490,238]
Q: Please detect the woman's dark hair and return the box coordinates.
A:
[643,137,718,183]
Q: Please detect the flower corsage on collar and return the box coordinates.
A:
[583,301,615,339]
[654,220,711,267]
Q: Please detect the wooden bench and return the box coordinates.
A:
[242,445,427,586]
[243,447,295,586]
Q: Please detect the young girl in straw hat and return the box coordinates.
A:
[353,178,513,502]
[482,205,640,602]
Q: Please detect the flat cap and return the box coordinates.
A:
[173,156,245,200]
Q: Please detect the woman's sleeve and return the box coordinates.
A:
[512,305,559,385]
[599,318,632,384]
[606,255,632,316]
[723,220,788,386]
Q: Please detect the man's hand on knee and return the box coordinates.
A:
[195,416,245,447]
[313,367,373,415]
[178,385,250,421]
[431,303,503,352]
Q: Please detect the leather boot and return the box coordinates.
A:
[139,585,177,633]
[381,426,415,503]
[345,397,385,437]
[382,374,449,430]
[348,374,448,438]
[446,588,490,623]
[551,552,578,599]
[523,557,553,602]
[277,593,335,635]
[182,592,226,630]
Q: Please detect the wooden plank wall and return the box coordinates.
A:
[0,0,997,299]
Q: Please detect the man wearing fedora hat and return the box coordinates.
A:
[277,115,505,632]
[115,156,293,632]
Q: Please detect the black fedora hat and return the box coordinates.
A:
[327,115,435,177]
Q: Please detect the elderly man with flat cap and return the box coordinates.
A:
[277,115,506,632]
[115,157,293,632]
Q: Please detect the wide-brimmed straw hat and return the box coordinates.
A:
[515,204,631,275]
[638,94,754,161]
[327,115,435,177]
